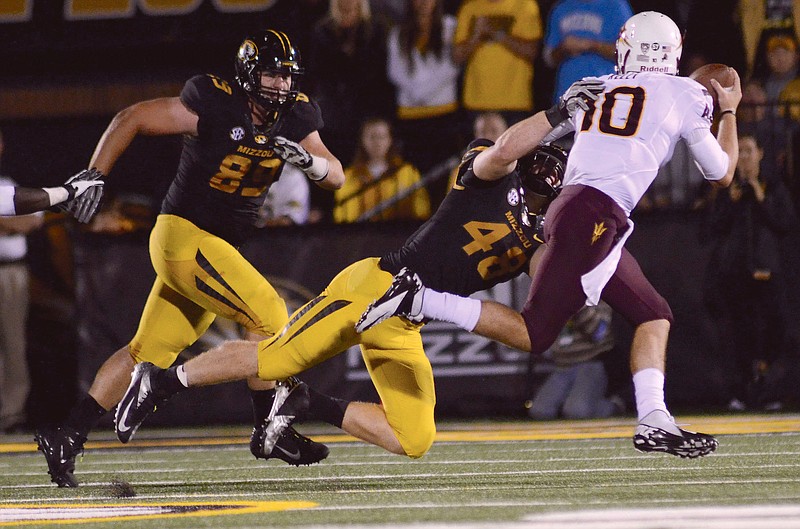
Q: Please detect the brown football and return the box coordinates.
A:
[689,63,736,110]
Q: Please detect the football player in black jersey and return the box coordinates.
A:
[35,30,345,488]
[109,139,568,463]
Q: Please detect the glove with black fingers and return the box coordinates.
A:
[57,168,106,223]
[559,77,605,118]
[272,136,329,181]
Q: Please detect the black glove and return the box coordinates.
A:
[58,168,105,223]
[559,78,605,118]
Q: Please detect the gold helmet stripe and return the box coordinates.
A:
[266,29,289,56]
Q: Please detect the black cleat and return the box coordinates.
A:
[355,267,425,333]
[35,427,86,488]
[250,423,329,466]
[634,410,718,459]
[115,362,173,443]
[255,377,311,456]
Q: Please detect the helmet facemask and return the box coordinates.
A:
[518,144,567,216]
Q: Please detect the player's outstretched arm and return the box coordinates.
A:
[473,111,554,181]
[89,97,198,176]
[1,175,104,217]
[473,78,603,182]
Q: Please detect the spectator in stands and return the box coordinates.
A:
[446,112,509,191]
[739,0,800,79]
[387,0,462,181]
[308,0,394,166]
[334,117,431,222]
[0,130,44,433]
[528,302,624,420]
[256,165,310,227]
[307,0,395,221]
[452,0,543,125]
[703,133,797,411]
[542,0,632,105]
[756,33,800,109]
[472,111,509,143]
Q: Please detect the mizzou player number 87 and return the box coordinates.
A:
[35,29,345,488]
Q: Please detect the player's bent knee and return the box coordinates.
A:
[128,343,178,370]
[631,296,673,327]
[399,428,436,459]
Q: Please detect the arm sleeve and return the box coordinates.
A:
[0,186,15,215]
[685,128,730,181]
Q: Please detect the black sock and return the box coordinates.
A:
[159,366,190,395]
[64,395,107,439]
[250,388,276,426]
[306,386,349,428]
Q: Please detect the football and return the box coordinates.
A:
[689,63,736,110]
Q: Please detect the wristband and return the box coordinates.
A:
[719,109,736,118]
[43,186,70,206]
[306,155,330,181]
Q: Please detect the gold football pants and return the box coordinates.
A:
[129,214,288,368]
[257,257,436,458]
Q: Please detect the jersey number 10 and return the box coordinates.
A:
[580,86,645,138]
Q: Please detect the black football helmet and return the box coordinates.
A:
[235,29,304,131]
[517,144,568,215]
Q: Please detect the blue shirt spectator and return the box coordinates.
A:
[543,0,632,103]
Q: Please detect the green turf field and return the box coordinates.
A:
[2,414,800,528]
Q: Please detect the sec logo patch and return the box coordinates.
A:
[230,127,245,141]
[507,188,520,206]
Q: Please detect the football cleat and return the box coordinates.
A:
[115,362,174,443]
[256,377,311,457]
[355,267,425,333]
[250,423,329,466]
[34,427,86,488]
[633,410,718,459]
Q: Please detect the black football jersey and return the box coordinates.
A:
[161,74,323,245]
[380,165,544,296]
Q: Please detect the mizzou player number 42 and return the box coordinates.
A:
[108,140,569,468]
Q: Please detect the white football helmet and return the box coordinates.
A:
[615,11,683,75]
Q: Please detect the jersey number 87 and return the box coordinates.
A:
[210,154,282,196]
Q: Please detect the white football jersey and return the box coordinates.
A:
[565,72,719,215]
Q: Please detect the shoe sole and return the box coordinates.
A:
[633,429,718,459]
[355,299,396,333]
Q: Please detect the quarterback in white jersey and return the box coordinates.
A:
[361,11,742,459]
[567,71,729,214]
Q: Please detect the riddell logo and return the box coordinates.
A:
[640,65,670,72]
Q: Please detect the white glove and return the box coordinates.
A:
[559,77,605,118]
[272,136,329,181]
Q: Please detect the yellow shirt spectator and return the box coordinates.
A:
[334,117,431,222]
[335,162,431,222]
[453,0,543,112]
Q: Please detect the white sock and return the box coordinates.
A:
[420,289,482,332]
[176,365,190,388]
[633,367,668,421]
